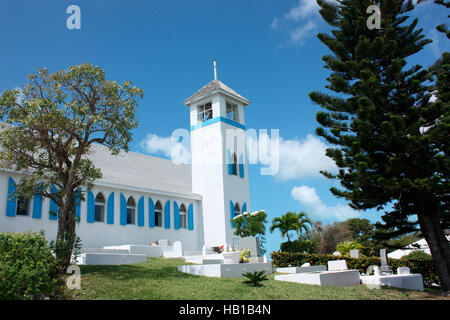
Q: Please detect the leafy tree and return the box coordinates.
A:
[295,211,313,239]
[233,210,268,255]
[269,212,300,242]
[435,0,450,39]
[315,221,352,254]
[340,218,374,243]
[0,63,143,271]
[310,0,449,293]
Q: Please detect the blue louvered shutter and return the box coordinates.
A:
[227,150,234,175]
[6,177,17,217]
[32,183,44,219]
[230,200,235,228]
[87,190,95,223]
[138,197,144,227]
[239,154,245,178]
[174,202,180,230]
[74,188,81,221]
[107,192,114,225]
[148,197,155,227]
[49,185,58,220]
[32,194,42,219]
[188,203,194,230]
[120,193,127,225]
[164,201,170,229]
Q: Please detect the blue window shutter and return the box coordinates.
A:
[120,193,127,225]
[174,202,180,230]
[188,204,194,230]
[107,192,114,225]
[6,177,17,217]
[242,203,247,214]
[87,190,95,223]
[138,196,144,227]
[230,200,235,228]
[164,201,170,229]
[75,188,81,221]
[32,194,42,219]
[227,150,233,175]
[49,185,58,220]
[239,154,245,178]
[148,197,155,227]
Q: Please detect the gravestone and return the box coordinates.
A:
[380,249,393,275]
[350,249,360,258]
[328,260,348,271]
[301,262,311,267]
[173,241,183,256]
[332,251,342,256]
[373,265,381,276]
[158,239,169,247]
[397,267,411,275]
[237,236,259,257]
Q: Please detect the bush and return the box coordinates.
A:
[270,250,438,287]
[0,231,65,299]
[398,251,439,287]
[280,239,317,254]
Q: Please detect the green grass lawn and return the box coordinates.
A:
[71,258,447,300]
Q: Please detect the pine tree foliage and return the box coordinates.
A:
[309,0,450,292]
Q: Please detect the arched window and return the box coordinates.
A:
[179,204,187,229]
[232,153,238,175]
[155,201,162,227]
[16,196,30,216]
[127,197,136,225]
[95,193,105,222]
[234,202,241,217]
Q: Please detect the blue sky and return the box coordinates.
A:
[0,0,448,255]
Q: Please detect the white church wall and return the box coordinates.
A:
[0,172,205,252]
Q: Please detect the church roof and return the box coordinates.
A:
[88,144,195,197]
[183,79,250,106]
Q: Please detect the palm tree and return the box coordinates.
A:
[269,212,299,242]
[295,211,312,240]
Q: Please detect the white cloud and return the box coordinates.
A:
[291,185,358,221]
[270,17,280,31]
[140,133,191,164]
[275,134,337,181]
[285,0,319,21]
[270,0,339,47]
[289,20,317,46]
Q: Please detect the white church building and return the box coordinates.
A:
[0,68,251,253]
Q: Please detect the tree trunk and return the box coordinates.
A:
[417,206,450,295]
[56,189,77,273]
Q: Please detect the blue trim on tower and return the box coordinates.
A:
[190,116,245,131]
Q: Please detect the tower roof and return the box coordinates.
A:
[183,79,250,106]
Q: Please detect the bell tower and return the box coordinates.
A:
[184,62,251,247]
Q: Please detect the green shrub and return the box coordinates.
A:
[280,239,317,254]
[270,250,438,287]
[398,251,439,288]
[336,240,364,256]
[0,231,65,299]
